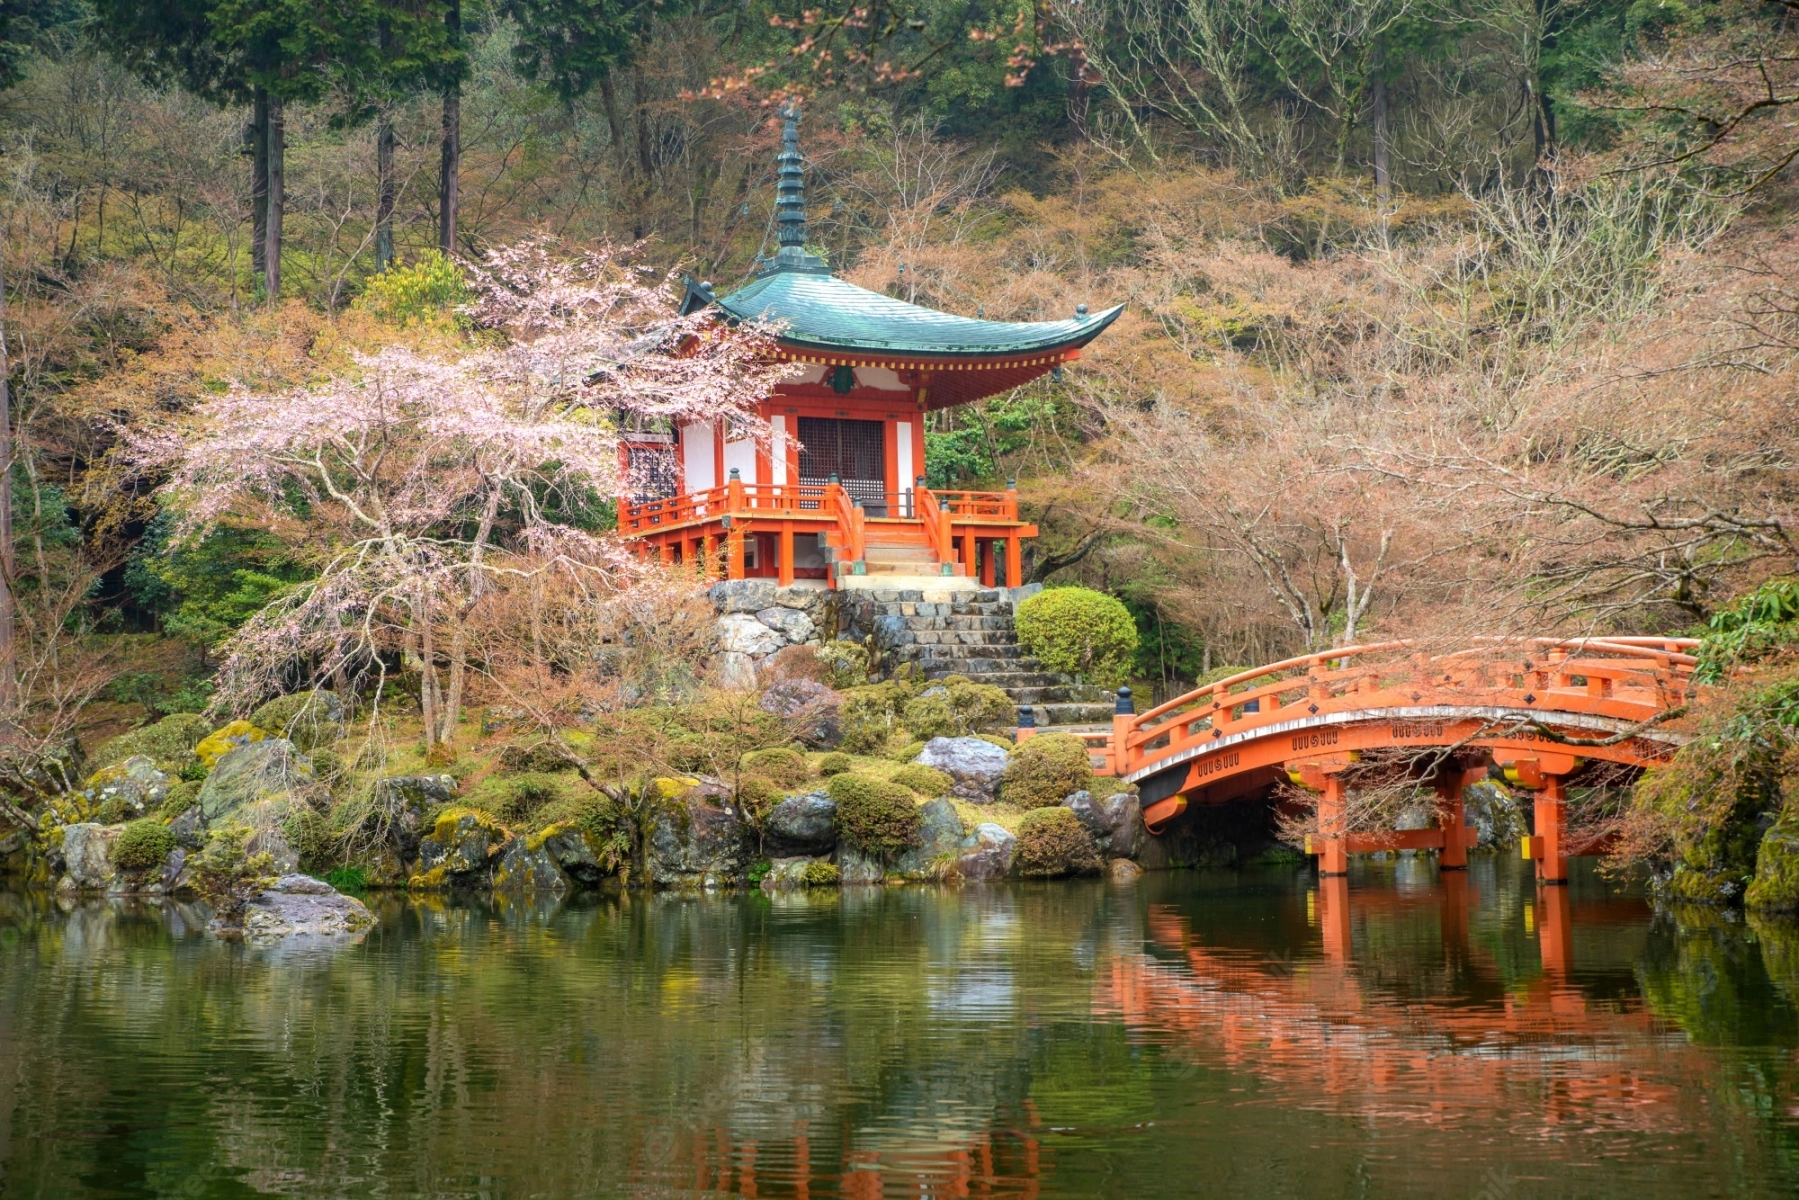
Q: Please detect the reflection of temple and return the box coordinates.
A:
[1094,876,1714,1135]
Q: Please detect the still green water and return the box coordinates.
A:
[2,857,1798,1198]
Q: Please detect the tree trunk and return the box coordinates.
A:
[251,87,268,282]
[437,489,500,746]
[264,94,284,302]
[1370,71,1391,202]
[438,0,462,255]
[376,115,396,271]
[0,224,14,715]
[416,595,439,751]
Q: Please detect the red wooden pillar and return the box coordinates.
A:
[960,526,976,577]
[658,541,674,566]
[778,521,795,587]
[1318,774,1349,877]
[1537,881,1574,975]
[980,540,995,587]
[1436,771,1468,870]
[1536,775,1569,885]
[1005,533,1022,587]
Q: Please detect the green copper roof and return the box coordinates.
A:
[715,269,1123,359]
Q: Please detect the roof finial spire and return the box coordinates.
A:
[766,101,828,275]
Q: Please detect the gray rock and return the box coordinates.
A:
[837,846,885,885]
[542,825,609,885]
[371,775,458,858]
[718,612,786,657]
[774,585,823,613]
[1065,791,1144,859]
[916,737,1009,802]
[955,822,1016,881]
[759,856,817,891]
[495,837,569,894]
[1107,857,1144,882]
[710,579,778,614]
[1464,780,1526,849]
[717,651,759,690]
[84,756,170,817]
[168,805,206,850]
[872,613,908,649]
[243,810,301,874]
[766,790,837,856]
[198,739,315,824]
[756,606,815,642]
[58,823,119,891]
[416,811,511,886]
[238,875,375,941]
[759,679,842,748]
[894,798,965,878]
[647,794,748,888]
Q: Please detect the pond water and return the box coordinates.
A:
[3,857,1799,1198]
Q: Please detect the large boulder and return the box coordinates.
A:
[756,606,815,643]
[57,823,120,891]
[759,856,817,891]
[494,836,570,895]
[955,822,1016,882]
[411,808,512,888]
[198,739,315,824]
[894,798,966,878]
[916,737,1009,802]
[759,679,842,748]
[766,791,837,856]
[1464,780,1527,849]
[1064,791,1143,860]
[773,585,823,613]
[541,823,610,886]
[371,775,459,860]
[647,791,748,888]
[837,846,885,885]
[711,579,779,614]
[83,756,171,820]
[1749,813,1799,914]
[718,613,785,657]
[238,875,375,941]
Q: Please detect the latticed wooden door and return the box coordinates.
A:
[797,417,886,509]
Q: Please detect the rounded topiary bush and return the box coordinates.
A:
[1002,733,1095,808]
[744,747,811,788]
[1015,587,1139,686]
[114,818,176,872]
[891,763,953,797]
[902,677,1016,740]
[827,772,923,857]
[817,751,855,777]
[1014,807,1101,878]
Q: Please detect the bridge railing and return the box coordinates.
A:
[1102,637,1700,780]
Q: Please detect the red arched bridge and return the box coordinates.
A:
[1065,638,1701,882]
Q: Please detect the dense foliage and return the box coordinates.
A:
[1015,588,1138,686]
[827,772,923,857]
[1001,733,1093,808]
[1013,807,1099,878]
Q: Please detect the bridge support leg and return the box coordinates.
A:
[1318,774,1349,877]
[1436,772,1468,871]
[1535,775,1569,885]
[1537,881,1574,976]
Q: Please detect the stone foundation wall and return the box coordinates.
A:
[710,580,842,687]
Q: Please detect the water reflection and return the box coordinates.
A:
[1,859,1798,1198]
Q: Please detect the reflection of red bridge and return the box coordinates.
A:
[1074,638,1700,880]
[1096,890,1702,1134]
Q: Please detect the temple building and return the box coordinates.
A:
[618,107,1120,589]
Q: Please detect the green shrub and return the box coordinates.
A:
[91,713,210,773]
[890,739,928,763]
[803,859,841,886]
[248,692,343,752]
[901,676,1016,740]
[817,752,854,777]
[734,775,785,827]
[495,773,572,823]
[498,741,572,774]
[1002,733,1095,807]
[358,251,471,326]
[839,681,912,754]
[323,865,369,892]
[308,748,347,787]
[1697,579,1799,682]
[114,818,176,872]
[892,763,953,797]
[1014,807,1101,878]
[284,806,337,870]
[158,779,200,819]
[1015,587,1139,686]
[745,747,810,788]
[815,639,871,688]
[827,772,923,857]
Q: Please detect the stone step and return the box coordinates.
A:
[894,630,1016,647]
[890,614,1014,631]
[1009,684,1110,705]
[923,668,1066,689]
[897,648,1030,666]
[1025,703,1116,726]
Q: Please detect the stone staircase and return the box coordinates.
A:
[840,585,1113,729]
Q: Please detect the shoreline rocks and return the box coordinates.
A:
[238,874,375,941]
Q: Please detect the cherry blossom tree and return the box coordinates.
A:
[152,238,789,749]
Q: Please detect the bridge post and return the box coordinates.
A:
[1111,688,1133,778]
[1318,774,1349,877]
[1535,774,1570,885]
[1536,881,1574,975]
[1317,875,1352,963]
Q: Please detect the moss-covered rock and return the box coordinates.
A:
[891,763,953,798]
[248,692,345,752]
[1014,807,1102,878]
[817,752,854,777]
[645,787,748,888]
[901,677,1015,740]
[1002,734,1094,808]
[84,756,171,822]
[1748,813,1799,913]
[410,806,512,888]
[195,720,268,769]
[90,713,209,774]
[197,739,315,824]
